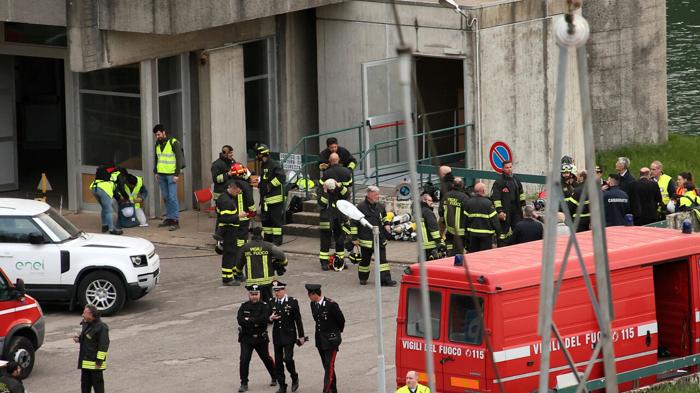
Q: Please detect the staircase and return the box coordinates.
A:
[284,199,321,237]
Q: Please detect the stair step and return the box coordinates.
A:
[291,211,320,226]
[302,199,319,212]
[284,223,321,238]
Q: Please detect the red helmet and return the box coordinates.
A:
[231,163,247,176]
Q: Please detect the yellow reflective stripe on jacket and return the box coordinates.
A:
[466,212,496,219]
[468,227,495,234]
[519,192,526,201]
[421,220,436,249]
[96,351,108,360]
[498,227,513,240]
[270,177,282,187]
[156,139,177,174]
[379,263,391,272]
[347,162,356,170]
[658,174,672,205]
[265,195,284,204]
[359,239,373,248]
[81,360,107,370]
[493,200,503,208]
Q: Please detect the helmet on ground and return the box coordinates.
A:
[329,254,345,272]
[254,143,270,157]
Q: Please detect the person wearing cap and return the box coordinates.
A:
[0,360,24,393]
[305,284,345,393]
[255,143,286,246]
[269,281,305,393]
[153,123,184,231]
[350,186,397,286]
[318,137,357,171]
[75,305,109,393]
[217,180,246,286]
[603,174,630,227]
[237,285,277,392]
[211,145,237,200]
[234,227,288,301]
[318,178,350,270]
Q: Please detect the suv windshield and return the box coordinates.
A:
[36,208,81,242]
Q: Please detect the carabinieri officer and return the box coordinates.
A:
[305,283,345,393]
[269,280,305,393]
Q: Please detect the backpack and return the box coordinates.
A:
[285,195,304,223]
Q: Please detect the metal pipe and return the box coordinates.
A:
[397,46,436,393]
[537,43,569,393]
[372,225,386,393]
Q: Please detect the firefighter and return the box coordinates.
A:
[0,361,24,393]
[74,305,109,393]
[237,284,277,393]
[216,180,244,286]
[491,160,525,246]
[231,163,257,248]
[464,182,500,252]
[255,143,286,246]
[234,226,288,302]
[442,177,470,255]
[318,137,357,171]
[419,193,445,261]
[322,153,353,189]
[350,186,397,286]
[565,174,591,232]
[268,281,305,393]
[305,283,345,393]
[318,179,349,270]
[211,145,236,200]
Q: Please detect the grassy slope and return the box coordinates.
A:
[595,134,700,179]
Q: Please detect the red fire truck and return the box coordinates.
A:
[395,226,700,392]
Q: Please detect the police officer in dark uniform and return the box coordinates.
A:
[318,178,350,270]
[234,226,288,302]
[305,284,345,393]
[237,284,277,393]
[269,281,305,393]
[75,305,109,393]
[442,177,470,255]
[255,143,286,246]
[216,180,244,285]
[491,160,525,246]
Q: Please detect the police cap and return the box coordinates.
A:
[246,284,261,293]
[305,283,322,294]
[272,280,286,290]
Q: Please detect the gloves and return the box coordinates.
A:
[246,211,257,219]
[319,163,329,170]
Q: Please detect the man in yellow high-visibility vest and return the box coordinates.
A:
[650,160,676,215]
[153,124,184,231]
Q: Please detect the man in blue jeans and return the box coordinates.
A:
[90,167,123,235]
[153,124,185,231]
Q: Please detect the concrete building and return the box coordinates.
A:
[0,0,666,214]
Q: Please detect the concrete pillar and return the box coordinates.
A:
[140,60,158,217]
[198,45,247,187]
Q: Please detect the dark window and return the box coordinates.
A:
[243,40,268,78]
[406,287,441,339]
[0,272,10,301]
[0,217,45,243]
[448,294,484,345]
[80,64,140,94]
[4,22,66,47]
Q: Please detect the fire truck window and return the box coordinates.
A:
[0,273,10,301]
[448,294,483,345]
[406,288,441,339]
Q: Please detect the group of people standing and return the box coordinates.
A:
[236,282,344,393]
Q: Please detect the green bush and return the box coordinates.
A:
[645,383,700,392]
[595,134,700,181]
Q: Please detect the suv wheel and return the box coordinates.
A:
[5,336,35,379]
[78,271,126,316]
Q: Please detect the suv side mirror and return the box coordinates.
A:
[28,232,44,245]
[14,278,25,298]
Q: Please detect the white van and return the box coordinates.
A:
[0,198,160,315]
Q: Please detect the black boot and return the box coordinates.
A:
[291,375,299,392]
[275,385,287,393]
[238,384,248,392]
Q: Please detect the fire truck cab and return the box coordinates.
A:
[395,227,700,392]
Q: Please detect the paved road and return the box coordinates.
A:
[25,243,404,392]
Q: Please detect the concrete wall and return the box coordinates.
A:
[0,0,66,26]
[583,0,667,149]
[97,0,347,35]
[276,10,319,154]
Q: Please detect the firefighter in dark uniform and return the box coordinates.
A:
[305,284,345,393]
[350,186,397,286]
[269,281,305,393]
[491,160,525,246]
[464,182,501,252]
[318,137,357,171]
[322,153,353,189]
[442,177,470,255]
[237,285,277,393]
[211,145,236,200]
[231,163,257,248]
[318,178,350,270]
[234,226,288,302]
[255,143,286,246]
[217,180,244,286]
[75,305,109,393]
[0,361,24,393]
[566,181,591,232]
[419,193,445,261]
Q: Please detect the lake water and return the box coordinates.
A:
[667,0,699,134]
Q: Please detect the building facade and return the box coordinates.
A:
[0,0,666,213]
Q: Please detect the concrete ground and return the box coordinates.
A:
[23,211,415,392]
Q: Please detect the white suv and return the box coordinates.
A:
[0,198,160,315]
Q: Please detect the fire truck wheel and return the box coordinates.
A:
[78,271,126,316]
[5,336,35,379]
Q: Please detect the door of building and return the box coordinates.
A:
[0,55,17,191]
